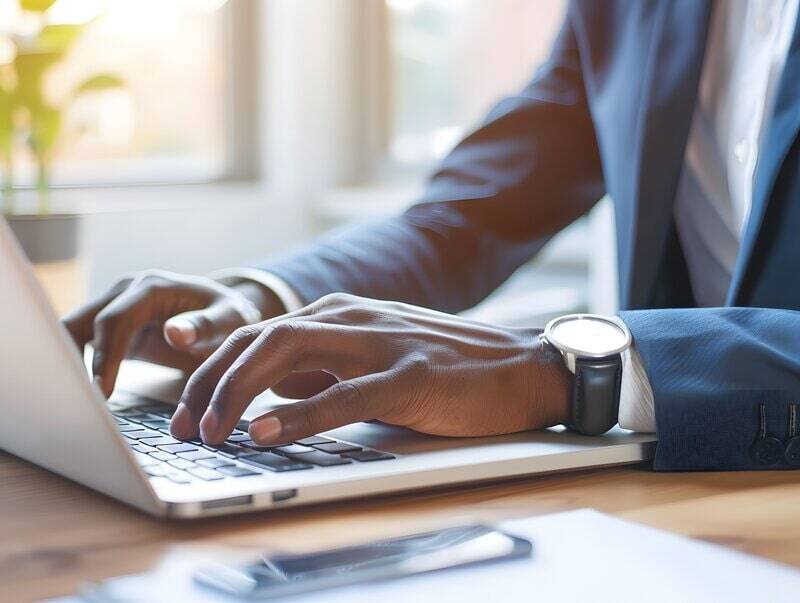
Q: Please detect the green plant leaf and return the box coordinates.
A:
[31,24,85,54]
[73,73,125,98]
[21,0,58,12]
[13,50,60,109]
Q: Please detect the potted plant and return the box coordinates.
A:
[1,0,123,263]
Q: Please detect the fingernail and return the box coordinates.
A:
[170,403,196,439]
[199,409,219,443]
[250,416,282,444]
[164,318,197,347]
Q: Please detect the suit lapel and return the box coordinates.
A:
[625,0,713,309]
[727,14,800,305]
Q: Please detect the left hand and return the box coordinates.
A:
[170,293,573,445]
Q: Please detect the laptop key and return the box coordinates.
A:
[196,458,235,469]
[143,464,170,477]
[286,450,353,467]
[177,449,217,461]
[150,451,177,462]
[236,419,250,431]
[133,451,158,467]
[312,441,362,454]
[187,467,224,481]
[117,423,146,433]
[273,444,315,455]
[159,443,198,454]
[216,465,260,477]
[215,445,258,459]
[112,410,147,418]
[122,429,162,440]
[141,436,181,447]
[241,452,312,472]
[164,472,191,485]
[295,436,334,446]
[226,433,252,443]
[341,449,396,462]
[168,459,196,470]
[240,440,272,451]
[130,443,156,454]
[142,420,171,430]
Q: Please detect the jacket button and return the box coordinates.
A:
[751,437,784,466]
[785,437,800,467]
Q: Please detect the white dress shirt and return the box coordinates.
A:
[222,0,799,434]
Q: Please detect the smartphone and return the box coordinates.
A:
[194,524,532,600]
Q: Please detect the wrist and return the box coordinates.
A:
[233,281,286,319]
[523,328,572,428]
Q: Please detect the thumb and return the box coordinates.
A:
[164,298,257,354]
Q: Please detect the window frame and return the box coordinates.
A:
[9,0,258,190]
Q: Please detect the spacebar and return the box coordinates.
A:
[240,452,312,472]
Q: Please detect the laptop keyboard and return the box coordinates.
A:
[110,402,395,486]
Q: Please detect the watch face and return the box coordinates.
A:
[545,314,631,357]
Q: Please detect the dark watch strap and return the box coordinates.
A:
[569,355,623,436]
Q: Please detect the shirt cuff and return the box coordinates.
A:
[618,343,656,433]
[207,267,306,313]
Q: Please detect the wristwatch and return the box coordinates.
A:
[540,314,632,436]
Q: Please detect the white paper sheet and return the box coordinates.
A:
[47,509,800,603]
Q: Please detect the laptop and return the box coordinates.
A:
[0,217,657,519]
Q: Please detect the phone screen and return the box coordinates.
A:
[195,525,531,599]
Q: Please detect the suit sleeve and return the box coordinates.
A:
[619,307,800,471]
[259,9,605,314]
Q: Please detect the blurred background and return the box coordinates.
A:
[1,0,617,325]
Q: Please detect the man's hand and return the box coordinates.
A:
[170,293,573,445]
[62,269,287,397]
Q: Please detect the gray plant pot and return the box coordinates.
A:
[6,213,81,264]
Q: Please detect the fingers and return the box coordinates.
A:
[270,371,338,399]
[248,375,390,445]
[62,278,131,352]
[182,322,369,444]
[170,304,323,439]
[163,298,252,355]
[170,324,261,440]
[91,285,155,397]
[201,323,346,443]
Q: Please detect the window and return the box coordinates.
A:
[1,0,236,188]
[387,0,566,165]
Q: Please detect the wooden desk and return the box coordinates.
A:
[2,453,799,602]
[4,264,799,601]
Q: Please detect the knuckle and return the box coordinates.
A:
[403,353,430,377]
[131,269,180,294]
[228,324,260,345]
[183,370,211,397]
[333,381,365,409]
[263,322,304,347]
[340,306,378,325]
[316,292,353,309]
[93,308,122,332]
[293,408,318,437]
[219,363,248,393]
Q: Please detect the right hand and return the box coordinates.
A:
[62,269,283,398]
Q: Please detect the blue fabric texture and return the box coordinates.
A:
[257,1,800,471]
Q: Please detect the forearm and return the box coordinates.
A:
[260,208,549,313]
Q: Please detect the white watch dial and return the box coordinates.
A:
[545,314,631,357]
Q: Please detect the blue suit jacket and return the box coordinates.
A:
[261,0,800,471]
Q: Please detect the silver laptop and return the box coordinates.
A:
[0,217,656,519]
